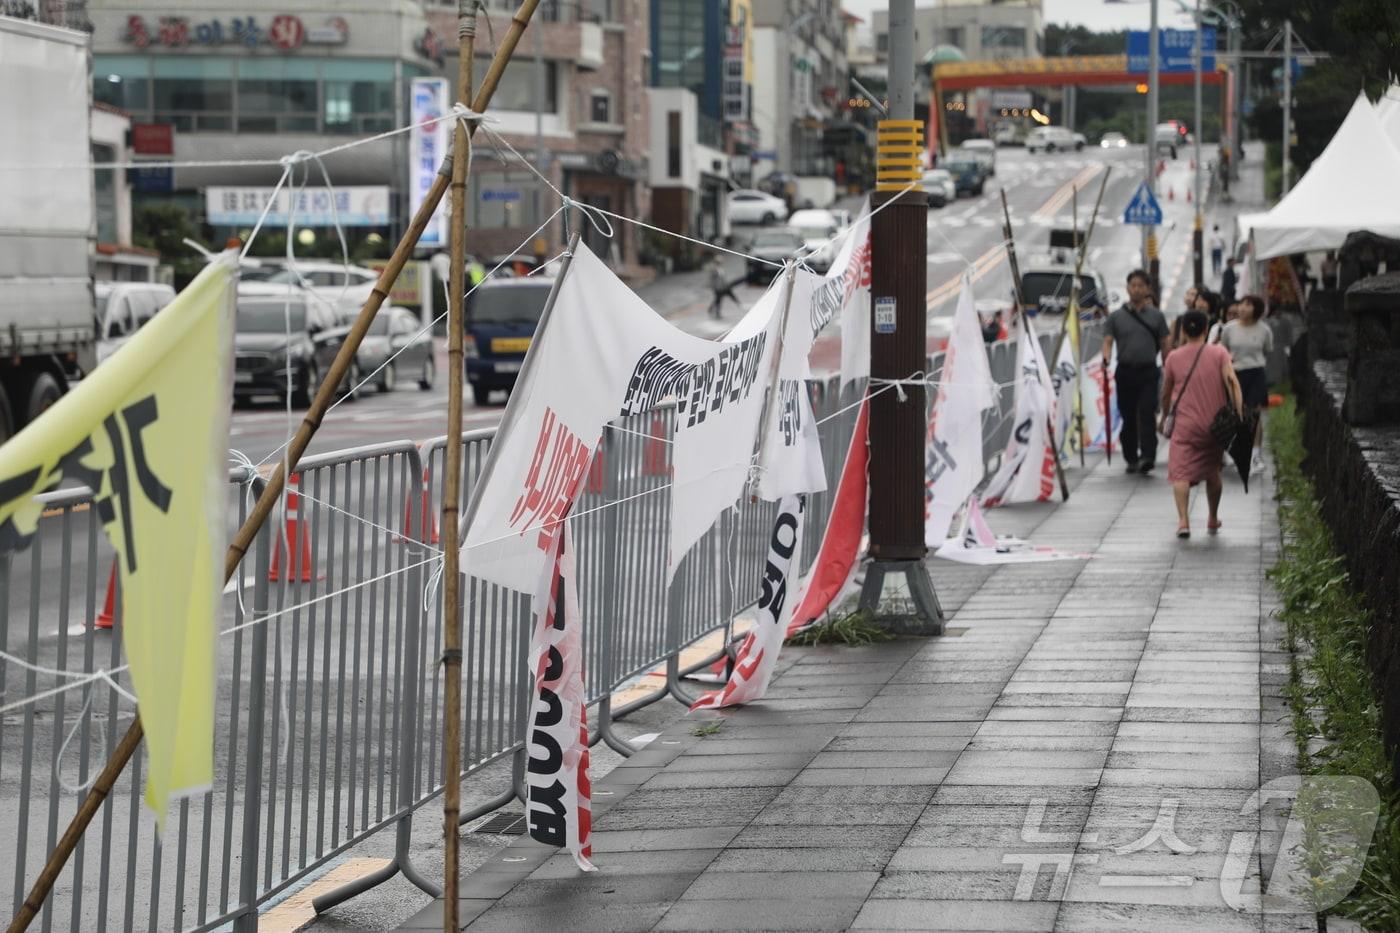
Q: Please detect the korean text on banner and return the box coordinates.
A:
[1051,334,1079,457]
[525,521,593,870]
[982,317,1057,507]
[409,77,450,249]
[462,243,781,595]
[755,270,827,501]
[924,278,997,544]
[0,258,235,828]
[692,495,805,710]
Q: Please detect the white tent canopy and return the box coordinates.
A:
[1250,93,1400,260]
[1378,83,1400,151]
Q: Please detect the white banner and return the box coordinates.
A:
[1081,353,1121,451]
[924,277,998,544]
[754,271,828,500]
[692,495,805,710]
[205,186,390,227]
[982,319,1057,507]
[525,521,593,870]
[936,500,1087,564]
[818,199,872,388]
[1050,333,1078,459]
[409,77,450,249]
[461,243,782,594]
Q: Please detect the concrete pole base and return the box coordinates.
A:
[857,559,944,636]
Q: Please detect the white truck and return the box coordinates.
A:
[0,17,96,443]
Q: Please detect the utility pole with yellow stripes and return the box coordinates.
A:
[859,0,943,634]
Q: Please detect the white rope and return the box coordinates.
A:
[293,488,443,555]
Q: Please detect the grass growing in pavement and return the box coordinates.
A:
[690,721,723,737]
[786,609,894,647]
[1267,396,1400,928]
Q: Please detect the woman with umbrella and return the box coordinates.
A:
[1220,294,1273,475]
[1158,310,1244,539]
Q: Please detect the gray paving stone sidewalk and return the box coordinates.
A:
[399,450,1307,932]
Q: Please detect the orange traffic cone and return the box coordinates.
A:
[93,558,116,629]
[269,473,318,582]
[401,468,439,545]
[642,414,669,477]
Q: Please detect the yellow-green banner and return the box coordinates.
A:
[0,257,234,829]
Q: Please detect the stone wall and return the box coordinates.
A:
[1298,358,1400,767]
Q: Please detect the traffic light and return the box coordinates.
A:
[1135,83,1148,94]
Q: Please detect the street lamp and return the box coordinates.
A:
[1106,0,1161,293]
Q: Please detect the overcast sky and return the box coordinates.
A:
[842,0,1199,34]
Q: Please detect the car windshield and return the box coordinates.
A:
[754,232,801,248]
[239,266,281,282]
[1022,273,1101,311]
[238,302,307,333]
[945,161,976,173]
[468,285,551,325]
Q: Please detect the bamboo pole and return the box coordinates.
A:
[7,3,542,930]
[442,1,477,928]
[999,189,1070,502]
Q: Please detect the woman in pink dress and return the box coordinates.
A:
[1158,311,1244,538]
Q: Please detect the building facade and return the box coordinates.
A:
[748,0,848,183]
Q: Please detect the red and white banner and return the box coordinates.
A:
[1080,353,1120,452]
[935,498,1088,565]
[692,495,805,710]
[924,277,998,544]
[525,521,594,870]
[982,318,1057,507]
[825,200,872,388]
[787,395,869,635]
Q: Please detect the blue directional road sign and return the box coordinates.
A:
[1123,182,1164,226]
[1127,28,1217,73]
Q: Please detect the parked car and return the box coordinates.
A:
[942,157,989,197]
[1025,126,1083,153]
[1071,131,1088,149]
[464,276,553,406]
[787,208,843,273]
[357,306,437,392]
[745,229,805,282]
[1100,132,1129,149]
[727,189,790,226]
[1018,262,1114,319]
[233,293,349,407]
[992,123,1021,147]
[1154,122,1183,158]
[959,138,998,176]
[94,281,175,364]
[261,261,379,324]
[921,169,956,208]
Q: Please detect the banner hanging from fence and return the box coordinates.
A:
[525,520,594,870]
[1051,333,1079,458]
[0,255,235,828]
[924,276,998,544]
[461,242,788,595]
[982,318,1057,507]
[823,199,872,388]
[692,495,805,710]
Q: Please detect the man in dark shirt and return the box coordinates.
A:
[1220,257,1237,307]
[1101,269,1170,474]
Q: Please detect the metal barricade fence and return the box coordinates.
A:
[1,330,1103,930]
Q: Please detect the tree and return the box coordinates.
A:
[133,202,203,287]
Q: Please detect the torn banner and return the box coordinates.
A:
[935,499,1089,565]
[692,495,805,710]
[924,276,998,544]
[525,521,594,870]
[982,317,1057,507]
[0,256,235,828]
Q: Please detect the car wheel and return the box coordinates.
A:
[419,356,436,390]
[379,362,397,393]
[1076,142,1085,151]
[22,371,63,426]
[760,212,775,226]
[293,362,317,408]
[1046,143,1056,153]
[471,384,491,407]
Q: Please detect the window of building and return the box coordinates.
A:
[237,59,318,133]
[152,58,233,131]
[92,143,118,244]
[655,0,707,98]
[943,27,964,48]
[876,33,888,53]
[323,60,396,133]
[590,89,612,124]
[468,168,542,229]
[981,26,1026,50]
[667,110,681,178]
[93,55,152,115]
[474,56,558,112]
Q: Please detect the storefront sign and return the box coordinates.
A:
[482,189,522,203]
[123,14,348,50]
[992,91,1032,111]
[409,77,450,249]
[205,186,390,227]
[130,122,174,193]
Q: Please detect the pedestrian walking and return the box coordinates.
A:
[1160,310,1244,538]
[1102,269,1170,475]
[1220,256,1237,307]
[1220,294,1273,475]
[707,256,741,319]
[1209,225,1225,276]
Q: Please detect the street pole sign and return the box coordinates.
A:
[1127,28,1216,73]
[1123,181,1163,226]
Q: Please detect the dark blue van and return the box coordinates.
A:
[464,276,553,406]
